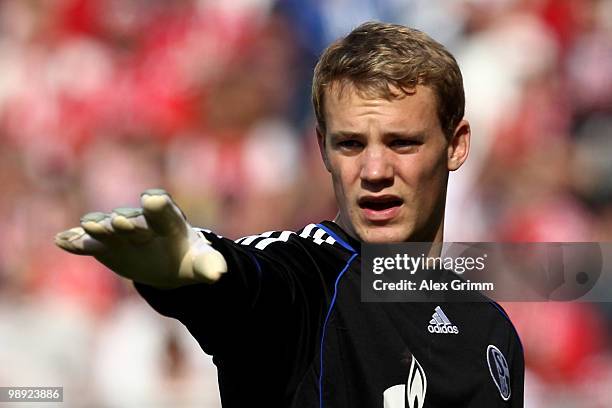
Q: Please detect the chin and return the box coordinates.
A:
[357,225,412,244]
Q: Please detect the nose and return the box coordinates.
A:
[360,146,393,187]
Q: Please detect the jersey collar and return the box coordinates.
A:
[317,221,360,254]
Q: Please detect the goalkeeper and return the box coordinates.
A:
[56,22,524,407]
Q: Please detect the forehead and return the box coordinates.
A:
[323,82,441,134]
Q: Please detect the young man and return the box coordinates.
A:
[56,22,524,407]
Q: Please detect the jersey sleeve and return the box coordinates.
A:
[134,227,343,356]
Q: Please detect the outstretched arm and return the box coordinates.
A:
[54,189,227,288]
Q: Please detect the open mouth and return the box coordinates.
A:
[358,196,403,212]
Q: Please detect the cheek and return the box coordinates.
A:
[419,161,448,205]
[400,151,447,194]
[330,160,358,195]
[423,143,448,173]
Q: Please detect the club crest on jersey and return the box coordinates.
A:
[487,345,511,401]
[427,306,459,334]
[382,356,427,408]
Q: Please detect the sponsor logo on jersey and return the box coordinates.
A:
[383,355,427,408]
[427,306,459,334]
[487,345,511,401]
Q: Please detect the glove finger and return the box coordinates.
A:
[141,189,188,237]
[55,227,108,255]
[111,207,154,244]
[80,212,116,241]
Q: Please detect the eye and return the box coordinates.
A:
[337,140,364,150]
[390,139,421,150]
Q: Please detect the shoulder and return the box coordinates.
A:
[458,296,524,352]
[452,299,524,375]
[231,223,355,254]
[195,223,356,270]
[484,301,524,352]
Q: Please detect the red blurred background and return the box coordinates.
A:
[1,0,611,406]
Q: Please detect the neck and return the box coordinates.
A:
[332,213,445,247]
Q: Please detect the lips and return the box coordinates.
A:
[358,195,403,222]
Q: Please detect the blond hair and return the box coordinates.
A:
[312,21,465,137]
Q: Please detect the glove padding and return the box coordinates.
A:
[55,189,227,288]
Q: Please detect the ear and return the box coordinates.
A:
[447,119,470,171]
[316,126,332,172]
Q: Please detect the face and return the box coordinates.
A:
[318,83,470,243]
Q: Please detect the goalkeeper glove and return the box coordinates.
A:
[54,189,227,288]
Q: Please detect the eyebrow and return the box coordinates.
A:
[328,131,363,140]
[329,130,426,140]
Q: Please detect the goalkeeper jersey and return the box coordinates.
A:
[135,221,524,408]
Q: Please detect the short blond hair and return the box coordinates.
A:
[312,21,465,137]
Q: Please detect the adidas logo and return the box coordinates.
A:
[427,306,459,335]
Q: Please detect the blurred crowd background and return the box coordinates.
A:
[1,0,611,406]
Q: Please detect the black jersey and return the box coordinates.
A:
[135,221,524,408]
